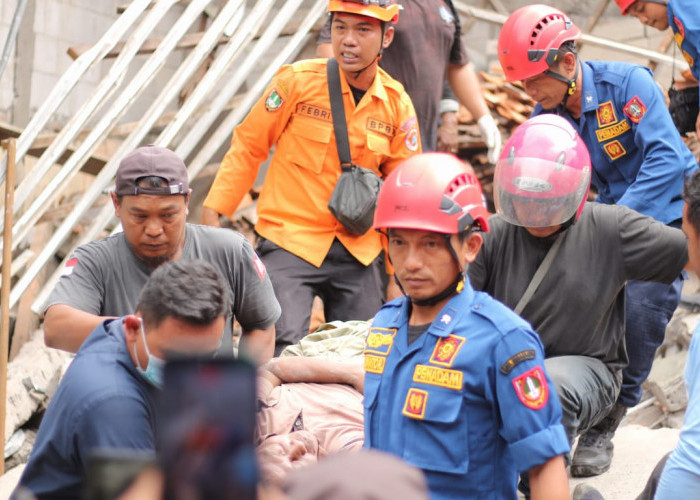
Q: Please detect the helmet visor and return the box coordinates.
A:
[494,157,590,227]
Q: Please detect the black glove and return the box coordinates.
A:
[668,85,700,135]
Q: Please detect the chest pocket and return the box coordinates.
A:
[284,117,333,174]
[402,388,469,474]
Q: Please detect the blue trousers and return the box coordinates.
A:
[619,277,683,407]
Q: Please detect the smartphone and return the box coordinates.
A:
[157,357,258,500]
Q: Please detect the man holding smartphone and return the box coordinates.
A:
[14,260,231,499]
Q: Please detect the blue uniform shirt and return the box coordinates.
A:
[533,60,697,224]
[16,319,156,499]
[655,321,700,498]
[668,0,700,84]
[363,282,569,499]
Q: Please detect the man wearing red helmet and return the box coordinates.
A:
[468,115,688,494]
[497,4,697,478]
[201,0,421,355]
[615,0,700,135]
[364,153,570,499]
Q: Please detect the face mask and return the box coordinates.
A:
[133,318,165,389]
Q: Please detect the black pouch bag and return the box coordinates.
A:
[328,163,383,235]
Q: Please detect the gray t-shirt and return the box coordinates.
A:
[46,224,281,354]
[468,202,687,372]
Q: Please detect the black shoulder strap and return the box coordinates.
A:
[327,58,352,171]
[514,232,565,315]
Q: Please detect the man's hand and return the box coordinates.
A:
[437,111,460,153]
[201,206,222,227]
[477,114,502,164]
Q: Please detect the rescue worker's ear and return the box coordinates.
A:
[111,191,121,216]
[561,51,578,78]
[123,314,142,342]
[382,25,394,49]
[460,232,483,266]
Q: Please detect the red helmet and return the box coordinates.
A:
[374,153,489,234]
[498,4,582,82]
[327,0,400,24]
[614,0,636,13]
[494,114,591,228]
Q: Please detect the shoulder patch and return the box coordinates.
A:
[500,349,536,375]
[252,253,267,280]
[61,257,78,277]
[512,366,549,410]
[623,96,646,124]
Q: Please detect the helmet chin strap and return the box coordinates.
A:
[545,55,579,108]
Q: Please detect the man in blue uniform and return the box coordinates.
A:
[498,3,698,477]
[616,0,700,136]
[364,153,570,499]
[14,259,232,499]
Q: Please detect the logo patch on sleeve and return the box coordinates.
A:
[61,257,78,277]
[405,128,419,152]
[364,354,386,374]
[402,388,428,419]
[429,334,465,367]
[500,349,536,375]
[364,327,396,356]
[252,253,267,280]
[596,101,617,127]
[265,89,284,112]
[623,96,646,123]
[603,140,626,161]
[512,366,549,410]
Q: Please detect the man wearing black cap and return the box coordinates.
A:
[42,145,281,362]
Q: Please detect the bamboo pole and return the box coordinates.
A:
[0,138,17,474]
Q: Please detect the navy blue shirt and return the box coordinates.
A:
[533,60,697,224]
[16,319,156,499]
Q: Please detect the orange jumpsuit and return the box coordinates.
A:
[203,58,420,267]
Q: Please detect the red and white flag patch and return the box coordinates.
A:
[252,253,267,280]
[61,258,78,277]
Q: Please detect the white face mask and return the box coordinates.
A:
[133,318,165,389]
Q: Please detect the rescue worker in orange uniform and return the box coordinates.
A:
[201,0,421,355]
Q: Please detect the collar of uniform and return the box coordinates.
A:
[580,61,600,114]
[338,64,389,108]
[387,281,475,338]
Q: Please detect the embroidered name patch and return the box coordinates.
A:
[603,140,626,160]
[596,101,617,127]
[512,366,549,410]
[500,350,536,375]
[364,327,397,356]
[265,89,284,112]
[295,103,331,122]
[412,364,463,390]
[429,334,465,367]
[595,120,630,142]
[623,96,646,123]
[367,117,395,137]
[364,354,386,374]
[402,388,428,419]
